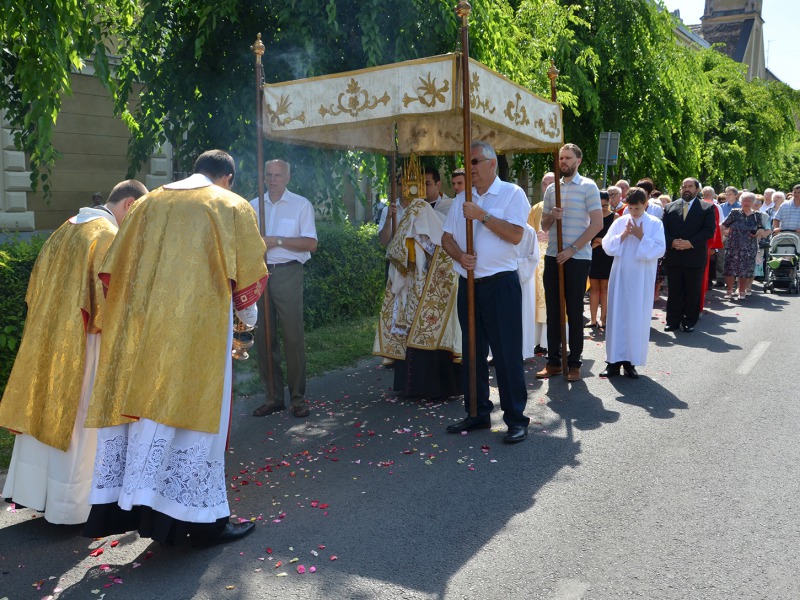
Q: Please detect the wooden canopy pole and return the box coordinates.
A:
[252,34,276,404]
[456,0,477,417]
[548,61,568,377]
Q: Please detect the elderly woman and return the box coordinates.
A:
[721,191,770,300]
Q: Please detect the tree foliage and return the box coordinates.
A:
[2,0,799,204]
[0,0,139,193]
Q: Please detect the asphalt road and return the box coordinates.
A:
[1,284,798,600]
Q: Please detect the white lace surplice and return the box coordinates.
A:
[88,305,235,524]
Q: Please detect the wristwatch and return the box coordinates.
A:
[482,213,492,223]
[570,244,578,253]
[277,238,284,246]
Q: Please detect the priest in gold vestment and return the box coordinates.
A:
[83,150,268,547]
[373,157,462,400]
[0,180,148,524]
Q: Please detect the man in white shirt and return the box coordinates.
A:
[250,160,318,418]
[441,141,531,444]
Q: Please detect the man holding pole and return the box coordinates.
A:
[250,159,317,418]
[536,143,603,382]
[441,141,531,444]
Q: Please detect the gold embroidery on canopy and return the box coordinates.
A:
[469,73,495,115]
[534,111,561,140]
[266,95,306,127]
[403,73,450,108]
[319,78,390,118]
[504,92,530,127]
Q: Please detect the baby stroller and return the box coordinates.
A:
[764,232,800,294]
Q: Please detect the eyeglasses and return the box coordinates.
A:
[470,158,491,166]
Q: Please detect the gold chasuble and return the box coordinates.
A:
[84,184,267,434]
[373,198,461,360]
[0,217,117,451]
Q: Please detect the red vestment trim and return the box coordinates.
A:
[99,272,111,298]
[233,275,268,310]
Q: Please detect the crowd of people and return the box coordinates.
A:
[372,142,800,440]
[2,138,799,549]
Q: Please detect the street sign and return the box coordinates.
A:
[597,132,620,165]
[597,132,620,188]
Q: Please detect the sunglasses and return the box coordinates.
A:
[470,158,491,165]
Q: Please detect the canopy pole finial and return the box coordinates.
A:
[251,33,265,64]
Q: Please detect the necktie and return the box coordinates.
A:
[682,201,689,220]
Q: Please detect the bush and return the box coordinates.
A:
[0,236,46,395]
[303,221,385,330]
[0,223,385,393]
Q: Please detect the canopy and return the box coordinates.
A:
[262,54,562,154]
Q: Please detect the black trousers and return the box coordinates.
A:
[665,264,705,327]
[543,255,591,368]
[457,272,529,428]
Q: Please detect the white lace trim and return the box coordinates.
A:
[92,431,227,509]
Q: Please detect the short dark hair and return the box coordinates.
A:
[451,168,465,178]
[626,187,647,206]
[107,179,148,205]
[599,190,610,201]
[635,178,654,195]
[194,149,236,183]
[561,143,582,159]
[424,166,441,183]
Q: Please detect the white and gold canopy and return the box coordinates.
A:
[262,54,562,154]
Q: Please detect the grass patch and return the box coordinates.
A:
[0,316,379,469]
[233,315,377,396]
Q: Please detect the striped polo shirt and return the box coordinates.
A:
[542,173,602,260]
[773,200,800,231]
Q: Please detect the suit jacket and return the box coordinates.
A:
[662,197,717,269]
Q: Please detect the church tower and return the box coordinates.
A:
[701,0,766,81]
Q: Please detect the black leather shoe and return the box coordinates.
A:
[599,363,620,378]
[446,416,491,434]
[623,364,639,379]
[664,324,679,332]
[191,521,255,548]
[681,324,694,332]
[503,425,528,444]
[252,404,285,417]
[533,345,547,356]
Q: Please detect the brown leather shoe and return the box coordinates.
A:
[566,367,581,382]
[535,364,562,379]
[292,405,311,418]
[252,404,285,417]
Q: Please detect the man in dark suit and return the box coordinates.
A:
[662,178,717,332]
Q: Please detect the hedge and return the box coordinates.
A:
[303,221,385,329]
[0,222,385,395]
[0,235,46,395]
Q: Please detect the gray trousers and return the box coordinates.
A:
[254,261,307,408]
